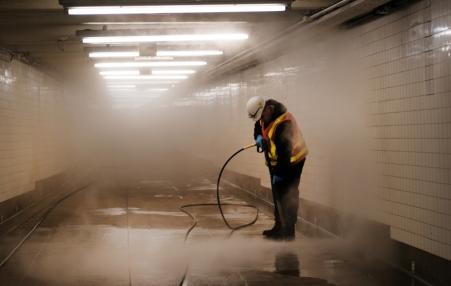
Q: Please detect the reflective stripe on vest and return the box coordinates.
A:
[260,112,308,167]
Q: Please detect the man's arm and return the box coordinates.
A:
[254,120,262,140]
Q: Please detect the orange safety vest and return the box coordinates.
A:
[260,112,308,167]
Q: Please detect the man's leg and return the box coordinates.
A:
[279,181,299,238]
[270,159,305,240]
[263,173,282,236]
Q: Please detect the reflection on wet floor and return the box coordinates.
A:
[275,251,300,277]
[0,175,398,286]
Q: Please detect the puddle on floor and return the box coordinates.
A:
[91,208,127,216]
[130,210,186,217]
[154,194,174,198]
[187,184,220,191]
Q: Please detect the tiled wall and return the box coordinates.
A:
[363,0,451,261]
[0,57,67,202]
[173,0,450,260]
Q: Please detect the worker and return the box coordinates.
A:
[246,96,308,241]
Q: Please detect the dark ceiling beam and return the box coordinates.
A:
[0,9,63,14]
[37,57,91,64]
[0,0,61,9]
[75,28,251,37]
[32,51,86,57]
[90,56,224,63]
[0,41,81,59]
[0,38,80,47]
[82,44,233,52]
[1,42,81,50]
[0,26,81,41]
[81,41,237,48]
[291,0,336,10]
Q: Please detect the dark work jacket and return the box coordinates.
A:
[253,99,293,178]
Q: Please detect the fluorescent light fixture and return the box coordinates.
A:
[433,26,449,33]
[89,51,139,58]
[103,75,188,80]
[82,21,247,25]
[108,89,136,92]
[83,33,248,44]
[106,81,177,85]
[156,50,223,57]
[435,29,451,37]
[69,4,286,15]
[95,61,207,68]
[107,84,136,88]
[135,56,174,61]
[100,70,140,76]
[152,70,196,75]
[148,88,169,92]
[264,72,284,77]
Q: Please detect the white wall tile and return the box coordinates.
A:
[0,59,67,202]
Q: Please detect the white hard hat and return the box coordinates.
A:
[246,96,265,121]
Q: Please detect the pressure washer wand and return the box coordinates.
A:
[216,143,258,230]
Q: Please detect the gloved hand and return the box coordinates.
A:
[255,135,264,148]
[272,175,284,185]
[255,135,266,153]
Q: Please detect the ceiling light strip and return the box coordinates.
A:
[135,56,174,61]
[95,61,207,68]
[156,50,223,57]
[83,34,248,44]
[151,70,196,75]
[148,88,169,92]
[69,4,286,15]
[100,70,140,75]
[107,84,136,88]
[103,75,188,80]
[106,81,177,84]
[89,51,139,58]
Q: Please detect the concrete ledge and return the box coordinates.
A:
[0,174,64,225]
[0,169,93,238]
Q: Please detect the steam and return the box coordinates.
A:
[1,18,393,286]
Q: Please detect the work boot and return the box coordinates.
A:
[262,223,280,237]
[264,227,295,241]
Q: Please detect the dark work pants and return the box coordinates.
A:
[270,159,305,232]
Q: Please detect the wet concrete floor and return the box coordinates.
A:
[0,175,406,286]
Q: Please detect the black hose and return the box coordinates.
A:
[178,144,259,286]
[215,144,259,230]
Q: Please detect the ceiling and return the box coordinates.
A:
[0,0,341,82]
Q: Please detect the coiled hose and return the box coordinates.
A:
[178,143,259,286]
